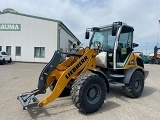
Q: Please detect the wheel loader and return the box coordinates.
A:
[17,21,149,114]
[149,45,160,64]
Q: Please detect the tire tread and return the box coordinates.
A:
[71,72,106,113]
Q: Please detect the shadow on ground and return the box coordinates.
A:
[81,100,121,116]
[27,107,50,120]
[99,100,121,113]
[141,86,157,98]
[0,62,15,65]
[27,85,156,119]
[108,84,157,99]
[107,85,129,103]
[27,100,75,119]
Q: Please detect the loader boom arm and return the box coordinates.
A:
[38,49,97,107]
[17,48,97,109]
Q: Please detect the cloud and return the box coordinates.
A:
[0,0,160,54]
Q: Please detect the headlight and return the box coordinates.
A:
[128,60,134,65]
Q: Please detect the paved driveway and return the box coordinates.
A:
[0,63,159,120]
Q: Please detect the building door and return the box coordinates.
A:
[6,46,11,55]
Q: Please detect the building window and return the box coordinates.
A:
[0,46,2,51]
[34,47,45,58]
[16,46,21,56]
[6,46,11,55]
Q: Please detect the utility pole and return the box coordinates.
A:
[157,20,160,45]
[146,42,148,55]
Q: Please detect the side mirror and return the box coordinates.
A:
[133,43,139,48]
[112,25,117,36]
[85,31,90,39]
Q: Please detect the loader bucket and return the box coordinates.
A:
[17,92,39,110]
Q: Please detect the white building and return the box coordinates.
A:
[0,8,80,63]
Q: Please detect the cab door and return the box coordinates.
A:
[113,25,134,69]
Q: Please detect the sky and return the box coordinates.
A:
[0,0,160,54]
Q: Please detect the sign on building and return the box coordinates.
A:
[0,24,21,31]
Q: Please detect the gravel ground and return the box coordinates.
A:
[0,62,159,120]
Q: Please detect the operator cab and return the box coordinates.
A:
[86,21,135,69]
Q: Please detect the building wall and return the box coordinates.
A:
[0,13,58,62]
[59,28,78,52]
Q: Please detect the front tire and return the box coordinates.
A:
[71,73,106,114]
[124,71,144,98]
[1,59,5,65]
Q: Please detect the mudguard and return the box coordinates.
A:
[124,67,148,84]
[88,68,110,93]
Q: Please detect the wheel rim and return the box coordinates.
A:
[134,78,142,92]
[86,84,102,104]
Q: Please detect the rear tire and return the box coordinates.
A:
[157,59,160,65]
[8,58,12,63]
[50,81,70,97]
[71,73,106,114]
[124,71,144,98]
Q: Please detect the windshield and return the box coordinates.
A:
[90,28,116,51]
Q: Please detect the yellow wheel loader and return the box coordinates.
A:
[17,21,149,114]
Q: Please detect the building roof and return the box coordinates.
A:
[0,8,81,44]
